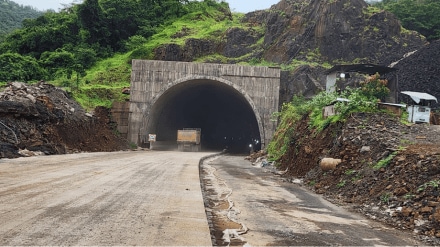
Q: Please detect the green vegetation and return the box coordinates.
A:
[0,0,236,109]
[0,53,46,82]
[380,192,391,204]
[418,180,440,192]
[345,169,356,175]
[0,0,437,112]
[373,151,398,170]
[267,74,390,161]
[129,142,138,150]
[399,139,414,146]
[403,193,415,200]
[337,180,346,188]
[0,0,42,40]
[372,0,440,41]
[400,110,410,125]
[351,173,363,182]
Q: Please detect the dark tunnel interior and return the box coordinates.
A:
[147,79,261,154]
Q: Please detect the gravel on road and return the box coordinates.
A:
[0,151,214,246]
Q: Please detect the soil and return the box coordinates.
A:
[0,81,128,158]
[259,112,440,245]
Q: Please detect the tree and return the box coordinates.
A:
[40,49,75,80]
[73,47,97,69]
[0,0,42,39]
[76,0,109,46]
[374,0,440,41]
[0,11,80,58]
[0,53,46,82]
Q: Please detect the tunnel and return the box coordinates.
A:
[146,79,261,154]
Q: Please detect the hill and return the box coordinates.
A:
[101,0,428,102]
[0,1,440,243]
[0,0,42,40]
[392,40,440,108]
[0,0,434,111]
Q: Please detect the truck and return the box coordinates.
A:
[177,128,201,152]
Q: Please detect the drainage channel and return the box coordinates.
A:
[199,154,248,246]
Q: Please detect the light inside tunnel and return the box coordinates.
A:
[146,79,261,153]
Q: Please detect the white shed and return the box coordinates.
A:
[401,91,438,123]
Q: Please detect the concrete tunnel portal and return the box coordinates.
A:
[147,79,261,153]
[128,60,280,153]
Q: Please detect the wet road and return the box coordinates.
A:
[203,155,422,246]
[0,151,424,246]
[0,151,213,246]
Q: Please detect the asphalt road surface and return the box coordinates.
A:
[0,151,214,246]
[203,155,423,246]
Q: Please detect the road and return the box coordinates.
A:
[0,151,214,246]
[0,151,424,246]
[203,155,423,246]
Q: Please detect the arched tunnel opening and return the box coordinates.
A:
[146,79,261,154]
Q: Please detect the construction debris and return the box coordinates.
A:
[0,81,128,158]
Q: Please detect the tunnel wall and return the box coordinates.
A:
[128,60,281,149]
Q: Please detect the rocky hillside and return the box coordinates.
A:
[391,39,440,108]
[252,0,424,66]
[0,82,128,159]
[152,0,428,105]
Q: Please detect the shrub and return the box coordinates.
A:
[267,73,391,161]
[359,73,390,101]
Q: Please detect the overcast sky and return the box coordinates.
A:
[12,0,280,13]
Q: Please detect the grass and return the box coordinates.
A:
[418,180,440,192]
[403,193,415,200]
[400,139,415,146]
[372,146,405,170]
[351,173,363,182]
[0,81,7,90]
[380,192,391,204]
[73,85,130,111]
[345,169,356,175]
[60,8,267,111]
[82,53,132,86]
[337,180,346,188]
[373,151,398,170]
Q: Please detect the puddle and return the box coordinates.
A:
[200,160,247,246]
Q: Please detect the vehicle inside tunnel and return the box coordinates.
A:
[146,79,261,154]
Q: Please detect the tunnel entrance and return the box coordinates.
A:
[147,79,261,154]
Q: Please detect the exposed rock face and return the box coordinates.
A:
[222,27,262,58]
[153,27,264,62]
[154,39,220,62]
[153,0,428,105]
[279,65,327,104]
[258,0,427,103]
[253,0,426,66]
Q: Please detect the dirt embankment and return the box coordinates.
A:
[0,81,128,159]
[272,112,440,244]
